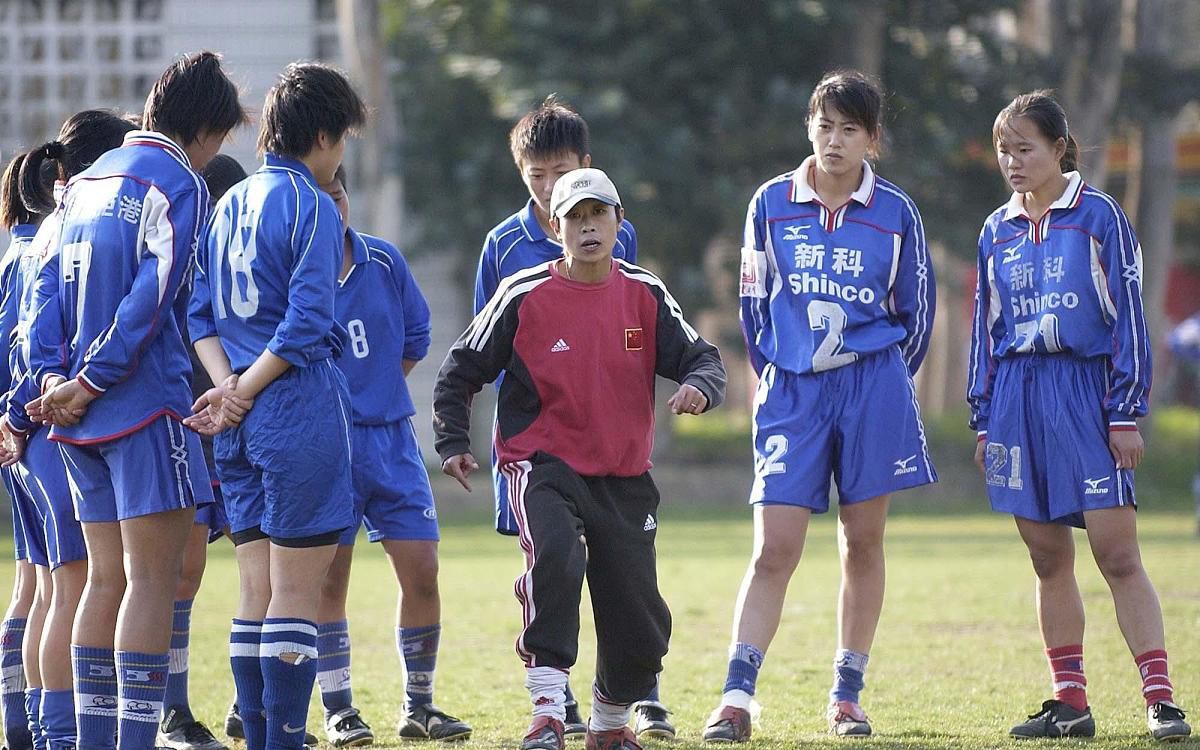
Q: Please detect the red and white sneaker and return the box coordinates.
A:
[702,705,751,743]
[522,717,566,750]
[826,701,871,737]
[584,726,642,750]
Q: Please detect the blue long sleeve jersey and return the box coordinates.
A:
[190,154,344,372]
[2,218,60,434]
[739,156,935,376]
[0,225,39,397]
[967,171,1151,433]
[334,228,431,424]
[473,197,637,313]
[27,132,208,443]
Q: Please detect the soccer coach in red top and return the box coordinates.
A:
[433,168,726,750]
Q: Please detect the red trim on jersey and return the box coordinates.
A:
[766,212,821,224]
[49,408,186,445]
[843,217,901,236]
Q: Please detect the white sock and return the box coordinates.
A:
[526,666,568,722]
[589,696,631,731]
[721,689,752,710]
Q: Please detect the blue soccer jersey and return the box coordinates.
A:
[32,131,207,443]
[739,156,934,377]
[473,197,637,314]
[967,171,1152,434]
[190,154,344,370]
[0,224,38,395]
[334,228,431,424]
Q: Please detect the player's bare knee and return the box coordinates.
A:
[1094,548,1142,581]
[1027,546,1071,580]
[751,541,802,580]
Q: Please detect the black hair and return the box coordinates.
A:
[1,152,39,229]
[807,70,884,158]
[993,90,1080,172]
[200,153,248,204]
[334,163,347,192]
[144,51,248,145]
[257,63,367,159]
[508,94,590,167]
[19,109,136,215]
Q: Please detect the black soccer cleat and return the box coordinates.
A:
[1009,700,1095,739]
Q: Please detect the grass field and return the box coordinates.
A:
[4,509,1198,750]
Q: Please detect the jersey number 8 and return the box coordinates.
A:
[347,319,369,358]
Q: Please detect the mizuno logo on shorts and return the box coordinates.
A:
[1083,476,1110,495]
[893,455,918,475]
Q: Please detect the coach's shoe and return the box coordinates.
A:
[631,702,675,741]
[325,707,374,747]
[397,704,471,742]
[520,717,565,750]
[158,706,228,750]
[826,701,871,738]
[1009,700,1095,739]
[563,701,587,740]
[701,706,750,743]
[1148,702,1191,742]
[225,703,318,747]
[585,726,642,750]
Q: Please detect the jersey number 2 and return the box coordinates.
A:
[808,300,858,372]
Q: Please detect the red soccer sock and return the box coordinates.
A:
[1135,649,1174,706]
[1046,645,1088,711]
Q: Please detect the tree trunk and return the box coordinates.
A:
[336,0,405,243]
[1048,0,1126,188]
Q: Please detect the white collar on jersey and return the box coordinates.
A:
[122,130,192,169]
[789,154,876,206]
[1002,170,1082,220]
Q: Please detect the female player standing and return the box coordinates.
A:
[26,53,245,750]
[704,69,936,741]
[967,90,1189,742]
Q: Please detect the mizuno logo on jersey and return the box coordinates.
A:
[893,455,918,475]
[1001,245,1022,263]
[1083,476,1110,495]
[1010,291,1079,318]
[550,338,570,352]
[782,225,809,241]
[787,272,877,304]
[643,514,657,531]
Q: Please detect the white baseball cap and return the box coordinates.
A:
[550,168,622,219]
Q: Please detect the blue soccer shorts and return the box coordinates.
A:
[194,482,228,543]
[12,429,85,569]
[6,468,39,565]
[983,354,1134,528]
[60,414,213,523]
[750,346,937,510]
[215,359,354,543]
[338,418,439,545]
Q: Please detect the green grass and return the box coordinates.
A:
[4,512,1198,749]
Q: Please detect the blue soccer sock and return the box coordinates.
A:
[164,599,192,714]
[316,620,352,715]
[115,650,168,750]
[23,688,43,750]
[72,646,116,750]
[230,620,265,750]
[397,624,439,709]
[39,690,75,750]
[722,642,765,707]
[1,618,30,748]
[261,618,317,750]
[829,648,869,704]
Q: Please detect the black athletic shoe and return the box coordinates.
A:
[158,706,228,750]
[562,701,587,740]
[397,704,472,742]
[325,707,374,747]
[1009,700,1095,739]
[1148,702,1191,742]
[631,703,675,741]
[225,702,317,747]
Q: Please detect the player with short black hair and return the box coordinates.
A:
[970,89,1189,742]
[142,51,247,150]
[437,167,725,750]
[186,61,365,750]
[704,69,936,742]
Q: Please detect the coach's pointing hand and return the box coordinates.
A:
[442,453,478,492]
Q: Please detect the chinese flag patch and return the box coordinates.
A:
[625,328,643,350]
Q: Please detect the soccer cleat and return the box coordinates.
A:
[1009,700,1095,739]
[1148,702,1191,742]
[631,702,675,741]
[563,702,587,740]
[158,706,228,750]
[585,726,642,750]
[826,701,870,738]
[701,705,750,743]
[225,702,317,747]
[520,717,565,750]
[325,707,374,747]
[397,704,472,742]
